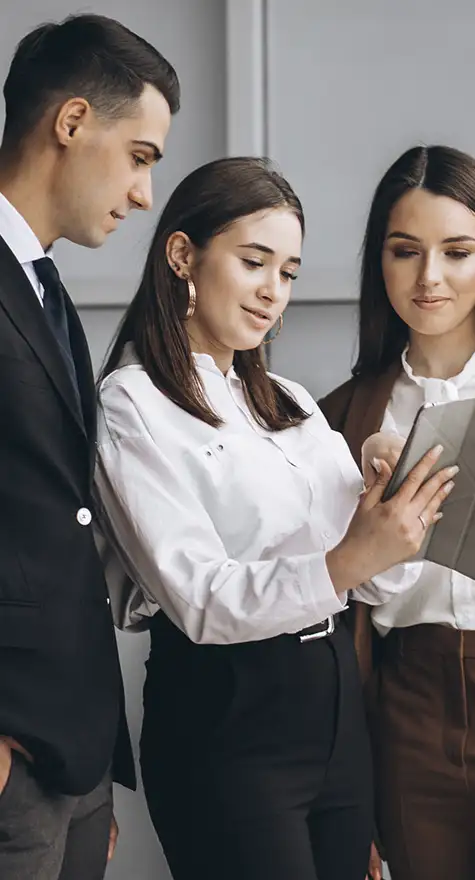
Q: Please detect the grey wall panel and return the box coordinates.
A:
[269,302,358,400]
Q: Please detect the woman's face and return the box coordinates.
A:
[184,207,302,369]
[382,188,475,338]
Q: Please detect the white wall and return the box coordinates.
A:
[266,0,475,304]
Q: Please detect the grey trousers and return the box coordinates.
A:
[0,751,113,880]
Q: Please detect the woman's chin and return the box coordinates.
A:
[405,314,458,336]
[231,331,267,352]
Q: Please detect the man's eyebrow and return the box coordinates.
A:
[131,140,163,162]
[238,242,301,265]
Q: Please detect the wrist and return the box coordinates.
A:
[326,539,366,594]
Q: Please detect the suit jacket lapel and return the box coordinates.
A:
[343,361,402,464]
[0,236,87,439]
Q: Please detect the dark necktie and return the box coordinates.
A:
[33,257,82,411]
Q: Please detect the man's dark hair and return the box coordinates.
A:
[2,13,180,150]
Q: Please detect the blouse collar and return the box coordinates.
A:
[401,344,475,403]
[192,351,239,383]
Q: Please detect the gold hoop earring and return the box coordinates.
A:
[185,277,196,319]
[262,313,283,345]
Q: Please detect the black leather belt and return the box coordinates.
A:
[297,613,343,643]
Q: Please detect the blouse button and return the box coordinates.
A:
[217,444,223,451]
[205,450,212,457]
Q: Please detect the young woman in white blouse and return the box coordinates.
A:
[321,144,475,880]
[95,157,454,880]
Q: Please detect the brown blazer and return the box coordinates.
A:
[318,361,402,682]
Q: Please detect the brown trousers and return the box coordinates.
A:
[374,625,475,880]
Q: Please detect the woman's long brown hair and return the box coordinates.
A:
[354,144,475,377]
[100,156,310,430]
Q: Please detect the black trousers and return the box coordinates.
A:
[140,613,373,880]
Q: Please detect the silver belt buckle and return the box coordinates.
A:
[299,615,335,643]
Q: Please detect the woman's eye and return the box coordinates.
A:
[133,155,147,167]
[281,270,298,281]
[446,249,470,260]
[393,248,419,258]
[242,259,263,269]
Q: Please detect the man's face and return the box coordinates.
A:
[52,84,171,248]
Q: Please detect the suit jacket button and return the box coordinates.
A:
[77,507,92,526]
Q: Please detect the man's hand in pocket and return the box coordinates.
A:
[0,736,33,796]
[0,739,13,796]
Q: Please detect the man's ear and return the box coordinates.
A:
[54,97,91,146]
[166,231,196,278]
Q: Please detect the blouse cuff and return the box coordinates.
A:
[352,560,423,606]
[297,554,349,623]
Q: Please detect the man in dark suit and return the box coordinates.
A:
[0,14,180,879]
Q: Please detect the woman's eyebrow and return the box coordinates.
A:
[238,242,301,265]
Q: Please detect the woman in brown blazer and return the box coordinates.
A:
[320,144,475,880]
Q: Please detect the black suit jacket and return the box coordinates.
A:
[0,235,134,795]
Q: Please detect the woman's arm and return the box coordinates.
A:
[96,430,347,644]
[97,382,454,643]
[96,381,348,644]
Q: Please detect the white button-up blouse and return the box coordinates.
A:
[372,347,475,634]
[95,345,418,644]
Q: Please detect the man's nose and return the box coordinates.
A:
[129,174,153,212]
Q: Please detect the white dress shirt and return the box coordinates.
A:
[0,192,48,303]
[371,346,475,635]
[96,344,420,645]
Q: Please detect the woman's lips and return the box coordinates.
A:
[241,306,272,328]
[413,298,450,311]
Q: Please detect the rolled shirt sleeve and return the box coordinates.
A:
[96,425,347,644]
